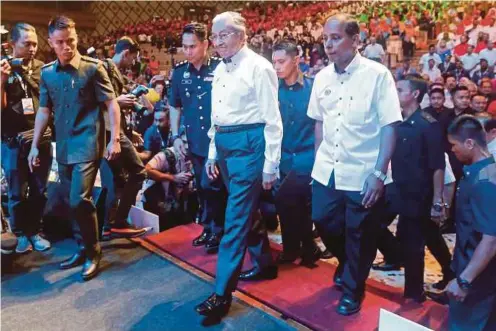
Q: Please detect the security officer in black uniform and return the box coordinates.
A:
[271,40,321,266]
[393,75,453,302]
[99,36,147,241]
[28,16,120,281]
[445,115,496,331]
[0,23,52,254]
[169,23,226,253]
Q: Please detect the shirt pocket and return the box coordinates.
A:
[346,92,371,126]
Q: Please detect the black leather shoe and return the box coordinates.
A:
[372,261,402,271]
[333,264,344,290]
[426,291,449,305]
[81,250,102,281]
[205,233,222,254]
[195,293,232,317]
[192,230,211,247]
[404,291,426,303]
[239,266,278,281]
[300,247,321,267]
[336,295,362,316]
[432,273,455,290]
[60,251,85,270]
[320,249,333,259]
[276,252,298,265]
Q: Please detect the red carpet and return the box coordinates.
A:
[145,224,448,331]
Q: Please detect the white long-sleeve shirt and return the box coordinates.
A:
[207,45,283,174]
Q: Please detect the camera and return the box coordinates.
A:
[129,85,149,113]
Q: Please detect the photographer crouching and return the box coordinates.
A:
[0,23,52,254]
[99,37,150,240]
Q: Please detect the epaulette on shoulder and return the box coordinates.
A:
[210,56,222,62]
[81,55,100,64]
[478,163,496,184]
[174,60,188,68]
[41,61,56,70]
[421,111,437,123]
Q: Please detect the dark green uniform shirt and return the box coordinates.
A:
[39,53,115,164]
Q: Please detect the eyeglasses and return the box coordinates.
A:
[209,32,236,43]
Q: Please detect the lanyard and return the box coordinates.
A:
[14,72,29,98]
[157,127,166,149]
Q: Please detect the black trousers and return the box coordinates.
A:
[58,160,100,257]
[190,153,226,235]
[274,170,315,256]
[312,173,382,299]
[1,141,52,236]
[402,40,415,57]
[397,213,453,297]
[100,132,146,228]
[376,209,403,265]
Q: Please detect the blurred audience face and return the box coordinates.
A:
[272,49,298,80]
[468,83,478,97]
[322,17,358,66]
[211,16,245,58]
[11,29,38,60]
[154,82,165,97]
[480,81,493,95]
[153,109,170,130]
[480,59,489,72]
[429,90,445,109]
[471,95,488,113]
[453,89,470,110]
[182,32,208,64]
[434,76,444,85]
[48,26,78,64]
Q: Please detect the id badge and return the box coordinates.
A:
[22,98,35,115]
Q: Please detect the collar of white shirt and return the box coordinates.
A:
[224,45,249,67]
[331,52,361,75]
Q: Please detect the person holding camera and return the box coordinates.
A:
[0,23,52,254]
[28,16,121,281]
[99,37,149,241]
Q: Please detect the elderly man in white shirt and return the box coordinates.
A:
[419,45,442,72]
[195,11,283,320]
[422,58,443,82]
[460,45,480,73]
[308,14,402,316]
[362,36,385,63]
[479,42,496,67]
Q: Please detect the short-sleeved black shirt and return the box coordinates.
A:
[1,59,44,138]
[39,53,116,164]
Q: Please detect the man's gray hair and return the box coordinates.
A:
[213,11,246,34]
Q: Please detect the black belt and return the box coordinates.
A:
[214,123,264,133]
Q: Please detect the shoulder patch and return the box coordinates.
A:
[210,56,222,62]
[41,60,56,70]
[478,163,496,184]
[174,60,188,68]
[81,55,100,64]
[421,111,437,123]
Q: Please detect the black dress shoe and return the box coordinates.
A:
[276,252,298,265]
[372,261,402,271]
[81,250,102,281]
[426,291,449,305]
[300,247,321,267]
[239,266,278,281]
[60,251,85,270]
[204,233,222,254]
[195,293,232,317]
[336,295,362,316]
[192,230,211,247]
[320,249,333,259]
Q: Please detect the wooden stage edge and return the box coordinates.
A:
[131,237,312,331]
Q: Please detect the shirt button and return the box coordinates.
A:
[341,82,344,85]
[200,116,204,120]
[199,106,203,110]
[293,153,296,156]
[187,125,190,128]
[66,104,70,108]
[66,120,69,124]
[338,113,341,116]
[336,128,339,131]
[197,75,201,79]
[291,121,294,125]
[335,144,338,147]
[289,87,293,91]
[339,97,342,100]
[198,86,201,89]
[201,126,205,130]
[336,160,339,163]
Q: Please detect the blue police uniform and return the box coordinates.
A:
[390,109,452,299]
[273,73,317,260]
[449,157,496,331]
[39,52,115,257]
[169,57,226,236]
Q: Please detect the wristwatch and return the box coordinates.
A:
[432,202,444,213]
[372,170,387,182]
[457,276,472,291]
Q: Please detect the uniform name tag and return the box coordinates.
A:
[181,79,192,84]
[22,98,35,115]
[204,77,213,82]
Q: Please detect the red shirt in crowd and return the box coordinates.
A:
[454,42,469,57]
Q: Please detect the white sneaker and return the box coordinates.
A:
[15,235,33,254]
[29,234,51,252]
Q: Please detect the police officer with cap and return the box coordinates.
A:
[169,22,225,253]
